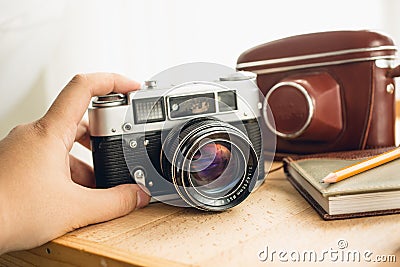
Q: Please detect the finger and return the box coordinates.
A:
[73,184,150,228]
[75,120,91,150]
[43,73,140,132]
[69,155,96,188]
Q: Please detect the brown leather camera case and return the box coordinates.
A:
[237,30,400,155]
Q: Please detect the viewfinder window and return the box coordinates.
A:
[218,91,237,112]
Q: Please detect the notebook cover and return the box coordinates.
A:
[283,147,400,220]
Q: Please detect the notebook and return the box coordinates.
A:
[283,148,400,220]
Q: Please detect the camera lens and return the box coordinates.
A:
[161,118,259,211]
[189,141,245,197]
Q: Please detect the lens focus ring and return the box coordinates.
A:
[161,117,259,211]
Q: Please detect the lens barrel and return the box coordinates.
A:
[161,118,259,211]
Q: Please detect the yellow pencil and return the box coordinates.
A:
[321,147,400,184]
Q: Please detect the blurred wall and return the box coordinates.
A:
[1,0,399,162]
[0,0,64,136]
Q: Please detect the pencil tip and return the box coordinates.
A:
[321,173,337,184]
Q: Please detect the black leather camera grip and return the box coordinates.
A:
[91,136,134,188]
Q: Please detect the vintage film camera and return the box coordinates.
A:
[89,69,274,211]
[237,30,400,155]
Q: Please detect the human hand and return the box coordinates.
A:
[0,73,150,254]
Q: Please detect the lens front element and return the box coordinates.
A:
[190,141,245,197]
[162,118,259,211]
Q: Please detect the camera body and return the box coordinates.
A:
[89,73,266,211]
[237,30,399,155]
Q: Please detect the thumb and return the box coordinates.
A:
[73,184,150,227]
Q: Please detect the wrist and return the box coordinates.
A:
[0,197,11,255]
[0,213,7,255]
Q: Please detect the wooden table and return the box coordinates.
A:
[2,162,400,266]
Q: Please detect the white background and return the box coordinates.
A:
[1,0,400,162]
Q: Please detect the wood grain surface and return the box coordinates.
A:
[2,161,400,267]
